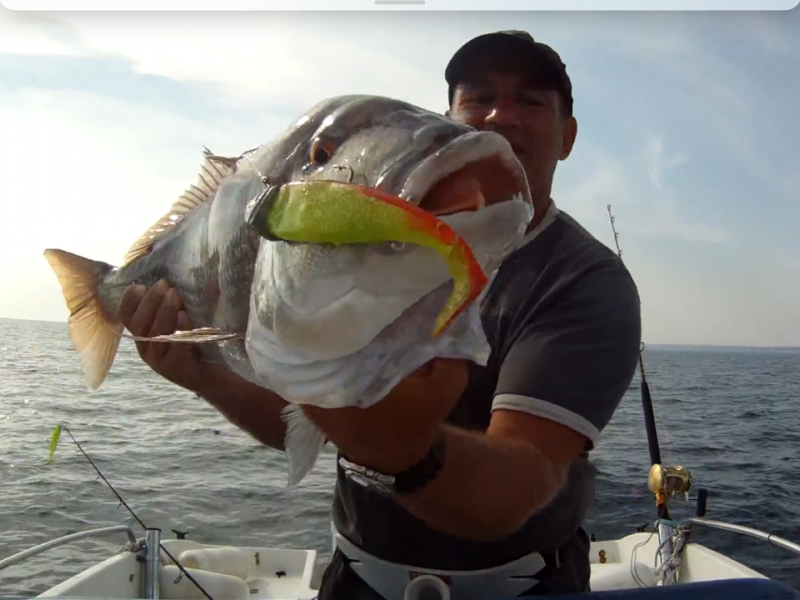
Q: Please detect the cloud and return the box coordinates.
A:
[0,84,272,321]
[0,9,96,57]
[15,12,461,114]
[554,133,730,247]
[645,135,688,192]
[639,134,728,244]
[549,13,800,206]
[0,8,797,345]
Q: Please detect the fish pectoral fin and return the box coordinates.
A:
[121,327,242,343]
[281,404,326,487]
[122,147,242,267]
[43,249,121,390]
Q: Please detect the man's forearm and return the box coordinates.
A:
[395,424,569,541]
[195,369,289,451]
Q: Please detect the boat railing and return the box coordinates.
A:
[0,525,139,572]
[0,525,164,599]
[685,487,800,557]
[688,517,800,557]
[644,466,800,586]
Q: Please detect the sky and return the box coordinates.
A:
[0,8,798,346]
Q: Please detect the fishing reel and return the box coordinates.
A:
[648,464,693,502]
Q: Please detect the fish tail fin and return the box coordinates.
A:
[43,249,122,390]
[281,404,326,487]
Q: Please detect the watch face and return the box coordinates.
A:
[348,471,395,496]
[339,457,397,495]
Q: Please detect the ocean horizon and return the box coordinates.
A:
[5,316,798,352]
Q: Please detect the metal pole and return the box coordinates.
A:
[658,520,676,584]
[143,528,161,599]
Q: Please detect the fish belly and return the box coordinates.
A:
[245,273,495,409]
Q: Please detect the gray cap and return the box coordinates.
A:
[445,30,573,115]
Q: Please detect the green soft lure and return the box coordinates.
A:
[46,423,62,465]
[250,180,488,336]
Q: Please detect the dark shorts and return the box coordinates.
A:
[316,527,591,599]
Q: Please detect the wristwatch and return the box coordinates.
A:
[338,434,447,497]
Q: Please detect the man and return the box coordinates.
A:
[118,31,641,598]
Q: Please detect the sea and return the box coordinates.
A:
[1,317,799,597]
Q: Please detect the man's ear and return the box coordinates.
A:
[559,116,578,161]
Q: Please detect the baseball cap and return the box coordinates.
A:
[444,30,573,116]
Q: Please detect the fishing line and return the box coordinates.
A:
[606,205,674,520]
[58,425,214,600]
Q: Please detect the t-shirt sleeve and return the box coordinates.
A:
[491,262,642,448]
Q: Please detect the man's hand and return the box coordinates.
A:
[302,358,470,474]
[117,281,291,452]
[118,279,226,393]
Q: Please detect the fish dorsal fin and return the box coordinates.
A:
[122,147,241,267]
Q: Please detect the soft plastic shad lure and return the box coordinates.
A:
[246,180,489,337]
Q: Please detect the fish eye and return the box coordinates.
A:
[309,138,336,165]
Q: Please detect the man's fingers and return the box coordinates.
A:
[149,288,183,337]
[160,308,200,366]
[128,279,170,336]
[176,310,193,330]
[141,287,183,363]
[118,285,147,329]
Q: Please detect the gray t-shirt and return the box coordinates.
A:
[330,203,642,572]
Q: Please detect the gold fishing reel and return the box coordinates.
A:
[648,464,693,502]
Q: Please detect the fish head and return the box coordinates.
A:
[246,94,531,211]
[243,95,534,362]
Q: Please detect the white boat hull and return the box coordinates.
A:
[588,532,765,591]
[25,532,771,599]
[36,539,318,600]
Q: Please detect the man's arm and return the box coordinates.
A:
[195,369,290,451]
[390,263,642,541]
[118,282,290,451]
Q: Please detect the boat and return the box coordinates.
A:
[4,206,800,599]
[4,404,800,599]
[2,471,800,600]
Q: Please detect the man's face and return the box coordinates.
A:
[447,54,577,203]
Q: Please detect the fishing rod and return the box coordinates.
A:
[48,425,214,600]
[605,205,663,470]
[604,209,800,584]
[605,205,695,525]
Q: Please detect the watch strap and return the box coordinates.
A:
[393,433,447,494]
[339,433,447,496]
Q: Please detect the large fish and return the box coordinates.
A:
[44,95,534,485]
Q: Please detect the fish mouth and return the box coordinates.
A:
[397,130,532,214]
